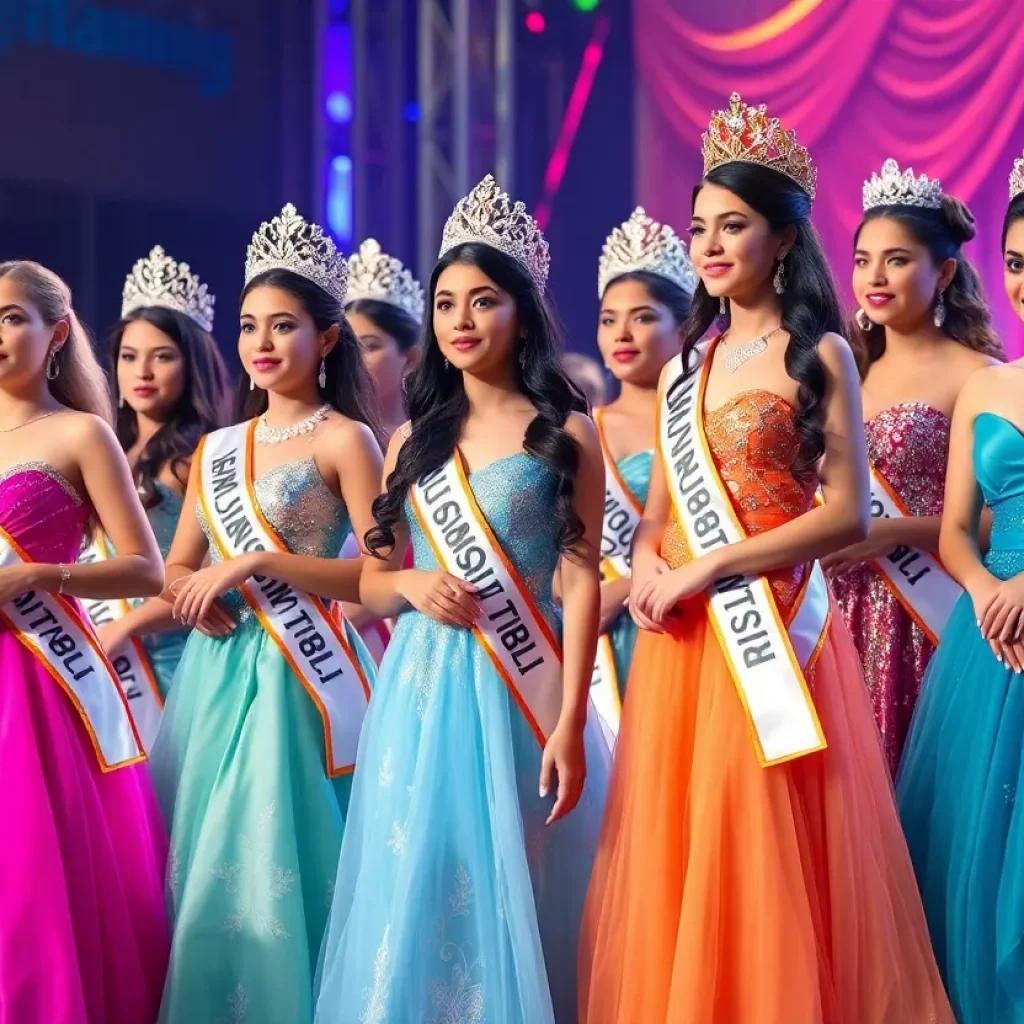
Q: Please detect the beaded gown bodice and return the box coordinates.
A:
[660,391,815,610]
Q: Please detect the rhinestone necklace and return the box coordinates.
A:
[719,325,784,373]
[254,403,331,445]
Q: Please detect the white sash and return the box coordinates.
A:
[198,420,371,777]
[79,530,164,752]
[659,347,828,766]
[0,526,143,770]
[410,452,563,746]
[867,465,961,645]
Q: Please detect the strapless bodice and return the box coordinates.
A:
[0,464,91,562]
[974,413,1024,581]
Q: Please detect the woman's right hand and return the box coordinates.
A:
[629,547,669,633]
[398,569,480,628]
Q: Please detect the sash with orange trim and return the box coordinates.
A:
[79,528,164,752]
[410,453,562,747]
[659,348,829,766]
[0,526,143,771]
[867,465,960,645]
[198,420,371,777]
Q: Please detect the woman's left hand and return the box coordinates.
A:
[633,556,721,627]
[979,573,1024,642]
[540,720,586,825]
[172,554,261,626]
[0,564,42,606]
[821,521,895,573]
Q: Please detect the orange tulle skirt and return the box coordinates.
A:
[578,596,952,1024]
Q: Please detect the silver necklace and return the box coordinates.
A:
[255,404,331,445]
[719,325,783,373]
[0,409,59,433]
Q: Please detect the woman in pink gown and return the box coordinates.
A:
[0,261,169,1022]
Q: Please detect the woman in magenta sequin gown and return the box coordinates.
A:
[826,165,1001,773]
[0,261,168,1023]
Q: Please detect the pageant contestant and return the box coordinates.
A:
[0,261,168,1023]
[827,161,1000,773]
[897,154,1024,1023]
[150,205,382,1024]
[578,95,952,1023]
[315,176,609,1024]
[85,247,229,745]
[589,208,696,745]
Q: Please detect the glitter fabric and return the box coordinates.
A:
[831,403,950,775]
[196,455,352,627]
[660,390,814,611]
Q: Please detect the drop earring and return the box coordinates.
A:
[855,308,872,331]
[318,358,327,389]
[118,392,124,410]
[249,375,255,391]
[933,292,947,328]
[719,297,727,316]
[46,353,59,381]
[773,259,787,295]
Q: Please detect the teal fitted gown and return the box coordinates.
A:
[151,457,375,1024]
[606,450,652,693]
[897,413,1024,1023]
[314,454,610,1024]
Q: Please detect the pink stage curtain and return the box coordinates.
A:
[636,0,1024,354]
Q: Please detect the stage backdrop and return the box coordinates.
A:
[635,0,1024,356]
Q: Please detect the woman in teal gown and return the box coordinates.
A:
[897,181,1024,1022]
[150,207,384,1024]
[591,208,696,724]
[314,178,610,1024]
[95,246,231,695]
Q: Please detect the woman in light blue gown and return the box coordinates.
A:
[897,167,1024,1022]
[150,206,384,1024]
[315,176,610,1024]
[93,246,230,694]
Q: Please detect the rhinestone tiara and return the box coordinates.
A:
[1011,152,1024,202]
[438,175,550,289]
[597,207,698,298]
[702,92,817,200]
[345,239,425,323]
[863,158,943,212]
[121,245,215,331]
[244,203,348,305]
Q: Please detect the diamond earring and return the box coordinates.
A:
[118,392,124,410]
[719,297,727,316]
[46,353,59,380]
[773,260,786,295]
[855,308,872,331]
[934,292,947,328]
[318,358,327,389]
[249,375,255,391]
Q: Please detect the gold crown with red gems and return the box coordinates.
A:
[702,92,817,200]
[1011,151,1024,202]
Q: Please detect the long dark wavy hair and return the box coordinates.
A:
[851,197,1003,372]
[236,269,382,442]
[602,269,692,327]
[365,243,588,558]
[112,306,230,507]
[679,162,844,479]
[1002,193,1024,249]
[345,298,420,353]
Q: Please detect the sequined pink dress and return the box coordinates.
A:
[0,466,169,1023]
[831,404,951,775]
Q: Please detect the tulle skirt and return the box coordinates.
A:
[579,595,952,1023]
[0,633,169,1023]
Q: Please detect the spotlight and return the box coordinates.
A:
[525,11,546,32]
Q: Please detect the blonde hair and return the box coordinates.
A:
[0,261,112,423]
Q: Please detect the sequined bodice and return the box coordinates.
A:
[975,414,1024,581]
[405,454,561,622]
[661,391,815,609]
[617,450,653,508]
[865,404,949,517]
[197,457,353,621]
[0,464,90,562]
[147,480,184,559]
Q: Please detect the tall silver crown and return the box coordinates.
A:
[346,239,425,323]
[244,203,348,304]
[597,207,698,298]
[863,158,943,212]
[121,246,215,331]
[1010,151,1024,202]
[438,175,550,289]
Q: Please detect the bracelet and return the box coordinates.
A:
[58,563,71,595]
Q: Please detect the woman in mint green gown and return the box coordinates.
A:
[95,246,230,695]
[150,208,384,1024]
[897,184,1024,1022]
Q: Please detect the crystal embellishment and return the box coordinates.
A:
[121,245,215,331]
[346,239,425,323]
[245,204,349,305]
[438,175,550,290]
[862,159,944,212]
[1011,151,1024,202]
[597,207,698,298]
[254,404,331,445]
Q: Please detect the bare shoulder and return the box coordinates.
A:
[319,412,382,456]
[949,344,1001,379]
[565,410,599,450]
[953,361,1021,417]
[816,332,857,371]
[55,410,119,454]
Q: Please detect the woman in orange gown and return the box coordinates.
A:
[578,94,952,1024]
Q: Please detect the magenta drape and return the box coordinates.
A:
[636,0,1024,354]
